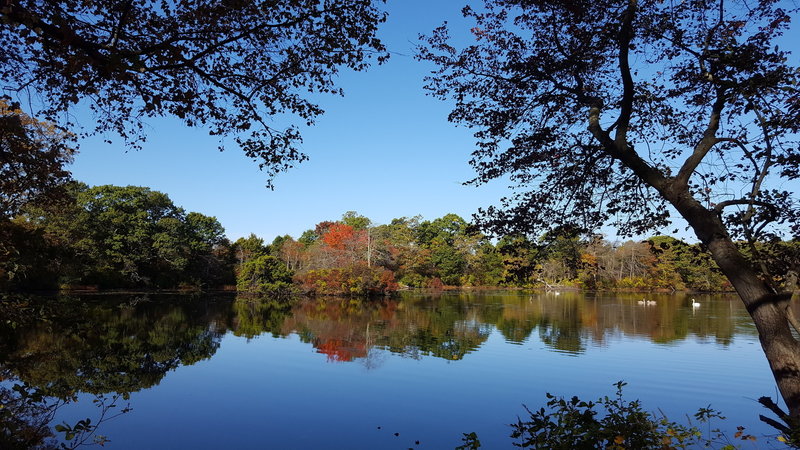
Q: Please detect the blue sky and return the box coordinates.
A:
[70,1,510,241]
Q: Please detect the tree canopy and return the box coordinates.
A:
[0,99,74,218]
[420,0,798,241]
[4,183,233,289]
[1,0,387,185]
[420,0,800,422]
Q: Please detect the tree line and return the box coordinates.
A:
[5,183,796,294]
[252,211,796,295]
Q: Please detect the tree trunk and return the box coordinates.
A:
[672,191,800,424]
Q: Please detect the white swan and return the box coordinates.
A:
[637,299,646,305]
[691,298,701,307]
[646,300,656,306]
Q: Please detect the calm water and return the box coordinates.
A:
[0,291,785,448]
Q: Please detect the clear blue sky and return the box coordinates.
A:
[70,1,510,242]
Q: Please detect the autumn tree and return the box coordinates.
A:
[1,0,387,184]
[420,0,800,422]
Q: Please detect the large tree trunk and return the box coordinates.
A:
[672,191,800,425]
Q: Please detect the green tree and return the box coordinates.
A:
[10,183,231,288]
[417,214,471,285]
[298,229,319,247]
[538,230,583,285]
[233,234,267,266]
[421,0,800,419]
[1,1,387,185]
[236,254,293,296]
[341,211,372,230]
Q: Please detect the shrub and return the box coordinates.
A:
[295,264,398,296]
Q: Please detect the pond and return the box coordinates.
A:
[0,291,785,448]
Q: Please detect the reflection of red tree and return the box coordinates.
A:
[283,300,401,363]
[315,338,366,362]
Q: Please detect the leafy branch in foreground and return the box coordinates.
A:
[459,382,765,449]
[54,393,131,449]
[0,376,131,450]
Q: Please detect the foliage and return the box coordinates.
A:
[508,382,737,449]
[341,210,371,230]
[321,223,361,251]
[4,183,233,289]
[0,99,74,219]
[1,0,388,185]
[236,254,294,296]
[0,379,56,450]
[0,219,66,290]
[266,210,755,292]
[53,393,131,449]
[233,234,268,265]
[295,264,397,296]
[456,432,482,450]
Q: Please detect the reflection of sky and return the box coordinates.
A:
[53,300,779,450]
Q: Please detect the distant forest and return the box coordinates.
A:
[2,183,796,295]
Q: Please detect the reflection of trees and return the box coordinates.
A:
[0,294,232,398]
[231,295,294,340]
[227,292,756,362]
[230,296,494,363]
[384,296,492,360]
[402,292,751,355]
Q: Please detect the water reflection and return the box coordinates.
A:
[0,292,759,381]
[0,291,763,447]
[1,295,231,398]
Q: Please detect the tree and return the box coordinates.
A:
[416,214,471,285]
[233,234,267,266]
[1,0,387,185]
[321,223,358,250]
[0,99,74,219]
[421,0,800,421]
[236,254,293,296]
[341,211,372,230]
[11,183,231,288]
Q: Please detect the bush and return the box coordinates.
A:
[295,264,398,296]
